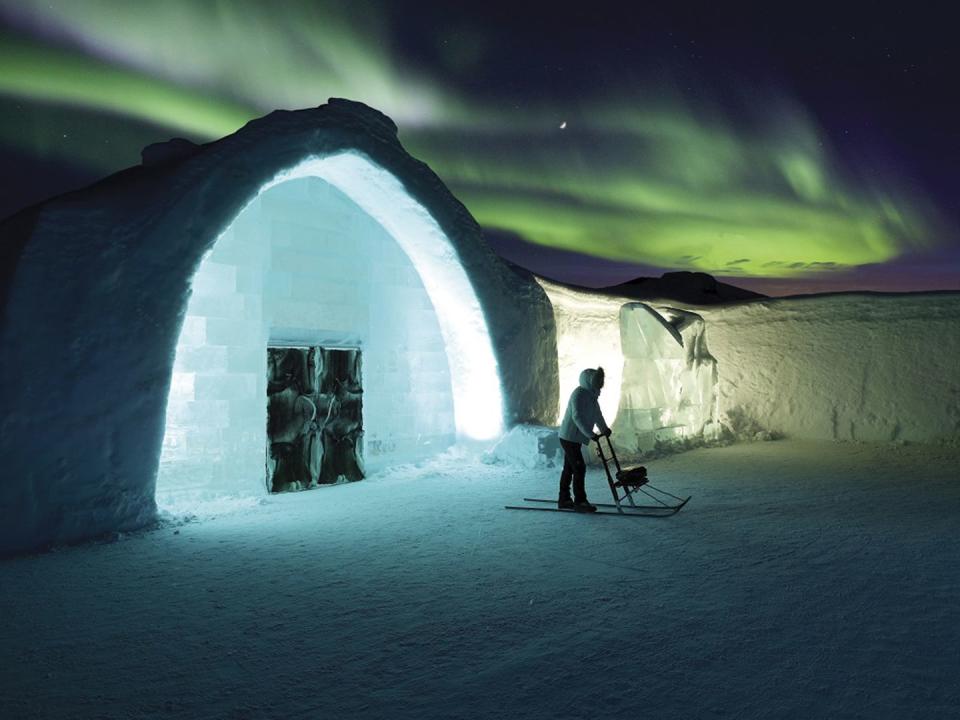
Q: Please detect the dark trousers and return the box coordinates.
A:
[559,439,587,502]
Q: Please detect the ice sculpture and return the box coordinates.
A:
[616,304,718,453]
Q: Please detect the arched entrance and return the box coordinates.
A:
[158,152,503,507]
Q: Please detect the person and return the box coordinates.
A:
[557,367,611,511]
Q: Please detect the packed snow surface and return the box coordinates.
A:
[2,440,958,719]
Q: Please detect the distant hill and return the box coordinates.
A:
[600,271,767,305]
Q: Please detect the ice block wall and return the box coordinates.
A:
[158,176,455,504]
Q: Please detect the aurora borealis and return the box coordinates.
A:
[1,1,957,293]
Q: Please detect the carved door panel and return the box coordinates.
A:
[266,346,363,493]
[316,348,364,485]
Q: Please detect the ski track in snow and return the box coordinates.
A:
[2,440,959,720]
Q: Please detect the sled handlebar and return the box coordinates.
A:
[593,433,622,473]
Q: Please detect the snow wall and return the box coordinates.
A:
[699,294,960,443]
[0,100,558,556]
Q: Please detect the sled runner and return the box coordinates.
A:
[505,435,690,517]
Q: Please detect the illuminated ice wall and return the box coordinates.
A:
[537,279,626,425]
[538,279,719,455]
[158,155,505,503]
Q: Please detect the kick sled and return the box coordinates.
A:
[505,435,690,517]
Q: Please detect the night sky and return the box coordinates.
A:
[1,1,958,295]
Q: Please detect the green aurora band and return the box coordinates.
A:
[0,0,934,278]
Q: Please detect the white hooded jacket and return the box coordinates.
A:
[558,368,610,445]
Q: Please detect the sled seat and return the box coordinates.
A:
[615,466,648,488]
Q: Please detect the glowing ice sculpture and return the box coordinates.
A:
[616,303,718,453]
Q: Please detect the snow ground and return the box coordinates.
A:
[2,440,959,720]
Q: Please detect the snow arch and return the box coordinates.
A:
[159,153,503,504]
[0,100,557,557]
